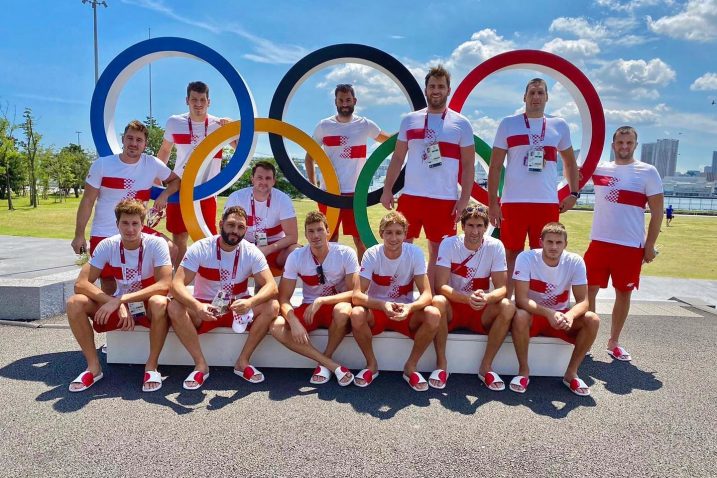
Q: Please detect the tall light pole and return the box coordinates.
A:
[76,131,82,147]
[82,0,107,84]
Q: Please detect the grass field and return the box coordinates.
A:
[1,195,715,279]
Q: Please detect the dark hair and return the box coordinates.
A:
[222,205,248,223]
[115,198,147,222]
[123,120,148,140]
[305,210,329,230]
[251,160,276,178]
[613,125,638,142]
[460,204,489,227]
[334,83,355,97]
[425,65,451,88]
[524,78,548,96]
[186,81,209,98]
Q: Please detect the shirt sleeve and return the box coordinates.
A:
[85,157,103,189]
[282,248,300,280]
[279,193,297,220]
[312,122,323,143]
[571,256,588,286]
[89,238,111,270]
[493,118,509,150]
[359,248,376,281]
[224,191,239,211]
[412,245,428,276]
[163,118,174,143]
[491,241,508,273]
[557,119,573,151]
[179,241,203,273]
[366,118,381,140]
[645,167,664,196]
[512,252,531,282]
[397,115,410,142]
[459,116,475,148]
[250,245,269,274]
[436,237,452,268]
[344,247,360,274]
[150,237,172,268]
[151,155,173,182]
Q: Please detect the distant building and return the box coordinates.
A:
[640,139,678,178]
[641,142,656,166]
[705,166,713,174]
[712,151,717,176]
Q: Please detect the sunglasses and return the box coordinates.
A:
[316,265,326,285]
[464,205,487,213]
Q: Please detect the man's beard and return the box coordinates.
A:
[221,229,244,246]
[336,105,354,117]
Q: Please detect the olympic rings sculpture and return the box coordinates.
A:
[91,38,605,243]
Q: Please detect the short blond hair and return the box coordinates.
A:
[379,211,408,235]
[123,120,148,140]
[305,210,329,230]
[541,221,568,240]
[114,198,147,223]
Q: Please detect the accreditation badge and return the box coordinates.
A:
[210,290,232,316]
[255,231,269,247]
[426,143,442,168]
[527,149,545,172]
[127,301,147,319]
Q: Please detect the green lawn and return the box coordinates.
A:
[1,195,715,279]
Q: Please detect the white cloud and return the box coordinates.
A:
[318,64,406,106]
[690,72,717,90]
[596,0,674,12]
[603,104,667,123]
[444,29,516,73]
[647,0,717,41]
[466,112,501,141]
[550,17,607,40]
[594,58,676,98]
[542,38,601,62]
[121,0,307,64]
[549,15,649,45]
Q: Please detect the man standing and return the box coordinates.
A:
[432,206,516,391]
[271,211,358,386]
[586,126,663,362]
[158,81,230,266]
[305,83,389,259]
[350,212,443,391]
[72,120,180,292]
[66,199,173,393]
[666,204,674,227]
[380,66,475,287]
[224,161,299,271]
[512,223,600,396]
[488,78,580,296]
[168,206,279,390]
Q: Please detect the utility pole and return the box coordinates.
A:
[75,131,82,147]
[82,0,108,84]
[148,27,153,125]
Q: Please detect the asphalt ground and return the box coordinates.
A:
[1,307,716,478]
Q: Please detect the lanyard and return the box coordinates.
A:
[216,239,241,290]
[250,192,271,231]
[454,238,485,278]
[523,114,546,144]
[119,236,144,284]
[188,116,209,144]
[424,109,447,144]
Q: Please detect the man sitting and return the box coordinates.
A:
[66,199,172,393]
[432,205,516,391]
[512,222,600,396]
[168,206,279,390]
[350,211,442,391]
[271,211,357,386]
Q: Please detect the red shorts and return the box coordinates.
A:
[398,194,457,243]
[92,301,151,332]
[193,297,255,335]
[500,203,559,251]
[293,303,335,332]
[447,301,487,334]
[584,240,643,292]
[265,248,282,275]
[318,195,359,238]
[529,314,575,344]
[369,309,414,338]
[166,197,218,235]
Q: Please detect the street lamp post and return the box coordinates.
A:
[76,131,82,147]
[82,0,108,84]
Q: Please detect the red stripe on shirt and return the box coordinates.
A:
[100,177,127,189]
[298,273,321,287]
[451,263,470,278]
[247,217,283,236]
[322,136,342,147]
[172,133,192,145]
[470,277,490,291]
[372,273,392,286]
[617,190,648,208]
[133,189,151,201]
[105,266,156,287]
[349,145,367,158]
[438,142,461,160]
[555,289,570,304]
[529,279,548,293]
[397,283,414,296]
[406,128,426,141]
[505,136,557,161]
[592,174,613,186]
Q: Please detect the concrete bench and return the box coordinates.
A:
[106,328,573,376]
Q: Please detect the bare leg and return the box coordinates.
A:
[350,307,378,386]
[430,295,449,376]
[167,299,208,388]
[352,235,367,261]
[172,232,189,269]
[67,294,101,391]
[323,303,351,358]
[404,307,441,389]
[588,285,600,313]
[608,289,632,350]
[145,296,170,370]
[478,299,515,376]
[235,300,279,379]
[564,312,600,394]
[511,309,531,380]
[427,240,440,292]
[505,249,521,299]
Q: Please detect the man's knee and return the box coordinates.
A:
[66,294,90,317]
[582,311,600,332]
[512,309,531,333]
[333,302,352,320]
[421,306,441,331]
[350,307,367,328]
[255,299,280,320]
[167,299,187,323]
[431,294,448,312]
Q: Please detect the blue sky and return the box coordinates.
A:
[2,0,717,173]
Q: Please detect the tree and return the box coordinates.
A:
[62,143,93,198]
[143,116,175,168]
[223,157,302,198]
[21,108,41,208]
[0,103,21,209]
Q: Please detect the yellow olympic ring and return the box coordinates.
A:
[180,118,341,241]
